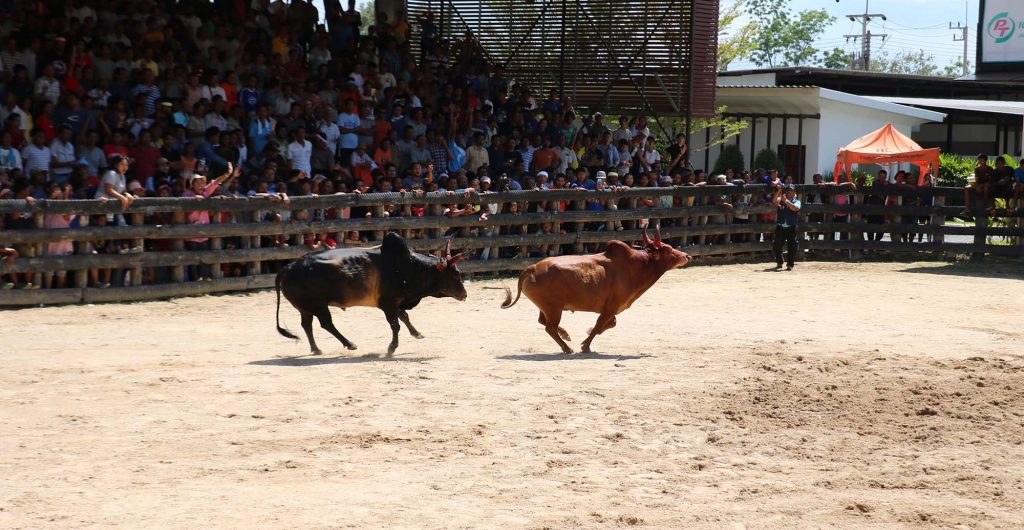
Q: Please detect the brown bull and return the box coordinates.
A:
[501,227,690,353]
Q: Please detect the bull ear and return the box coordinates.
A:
[435,259,446,271]
[449,252,467,265]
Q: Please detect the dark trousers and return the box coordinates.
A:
[773,225,797,268]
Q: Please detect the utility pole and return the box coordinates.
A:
[843,1,887,70]
[950,22,969,76]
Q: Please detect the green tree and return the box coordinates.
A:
[869,50,952,77]
[712,144,746,175]
[358,0,375,35]
[662,106,749,155]
[822,47,851,70]
[718,0,758,70]
[746,0,836,67]
[753,148,784,172]
[941,60,967,78]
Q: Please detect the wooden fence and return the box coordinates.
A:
[1,184,1021,306]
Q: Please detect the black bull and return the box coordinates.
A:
[275,232,468,355]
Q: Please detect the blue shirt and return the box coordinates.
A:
[240,88,260,115]
[571,179,596,190]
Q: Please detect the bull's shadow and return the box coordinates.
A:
[496,352,652,362]
[250,353,439,366]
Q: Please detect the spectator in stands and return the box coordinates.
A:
[963,154,992,215]
[42,183,77,289]
[22,129,51,176]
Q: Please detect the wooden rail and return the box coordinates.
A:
[1,184,1021,306]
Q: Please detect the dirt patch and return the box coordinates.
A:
[1,261,1023,528]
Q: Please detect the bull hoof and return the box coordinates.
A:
[560,348,574,354]
[345,343,358,351]
[310,349,323,356]
[387,346,398,356]
[412,332,424,339]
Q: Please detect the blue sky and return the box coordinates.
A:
[727,0,979,70]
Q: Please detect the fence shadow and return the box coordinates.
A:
[497,352,652,362]
[249,353,440,366]
[897,263,1024,280]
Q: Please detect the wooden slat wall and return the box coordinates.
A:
[405,0,718,117]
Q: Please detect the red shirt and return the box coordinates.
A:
[129,144,161,180]
[220,82,238,108]
[103,144,129,159]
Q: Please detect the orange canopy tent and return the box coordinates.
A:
[834,123,940,185]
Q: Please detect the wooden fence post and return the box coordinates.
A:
[74,214,89,288]
[573,198,585,254]
[401,203,413,240]
[129,212,144,285]
[930,195,945,246]
[31,211,43,288]
[208,209,223,280]
[171,211,186,282]
[849,194,864,260]
[973,208,988,261]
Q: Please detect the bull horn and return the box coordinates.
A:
[444,236,453,259]
[642,225,653,248]
[654,226,663,248]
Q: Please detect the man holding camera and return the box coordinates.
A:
[772,180,802,271]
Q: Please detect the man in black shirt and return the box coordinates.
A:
[772,182,801,271]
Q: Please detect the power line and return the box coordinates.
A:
[950,21,969,76]
[843,2,887,70]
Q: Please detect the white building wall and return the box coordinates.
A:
[693,116,821,183]
[818,99,930,179]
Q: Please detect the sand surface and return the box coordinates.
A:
[2,261,1023,529]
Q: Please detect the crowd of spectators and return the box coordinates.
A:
[0,0,987,291]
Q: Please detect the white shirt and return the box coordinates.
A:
[50,139,76,176]
[641,148,660,168]
[348,72,365,93]
[95,169,126,199]
[350,150,377,170]
[200,85,227,102]
[379,72,397,90]
[21,144,51,175]
[286,140,312,175]
[35,77,61,105]
[319,122,341,155]
[336,112,360,149]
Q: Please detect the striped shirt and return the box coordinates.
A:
[133,84,162,117]
[21,144,51,175]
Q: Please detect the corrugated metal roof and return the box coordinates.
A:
[716,85,818,89]
[867,96,1024,116]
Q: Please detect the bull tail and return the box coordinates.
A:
[501,273,526,309]
[275,272,298,339]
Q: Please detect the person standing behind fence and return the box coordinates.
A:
[94,154,134,225]
[182,162,239,281]
[771,181,801,271]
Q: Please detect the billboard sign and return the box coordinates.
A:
[980,0,1024,68]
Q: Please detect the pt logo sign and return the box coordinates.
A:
[988,12,1016,43]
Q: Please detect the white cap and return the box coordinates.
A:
[537,171,549,178]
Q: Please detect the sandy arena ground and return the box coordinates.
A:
[2,261,1024,529]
